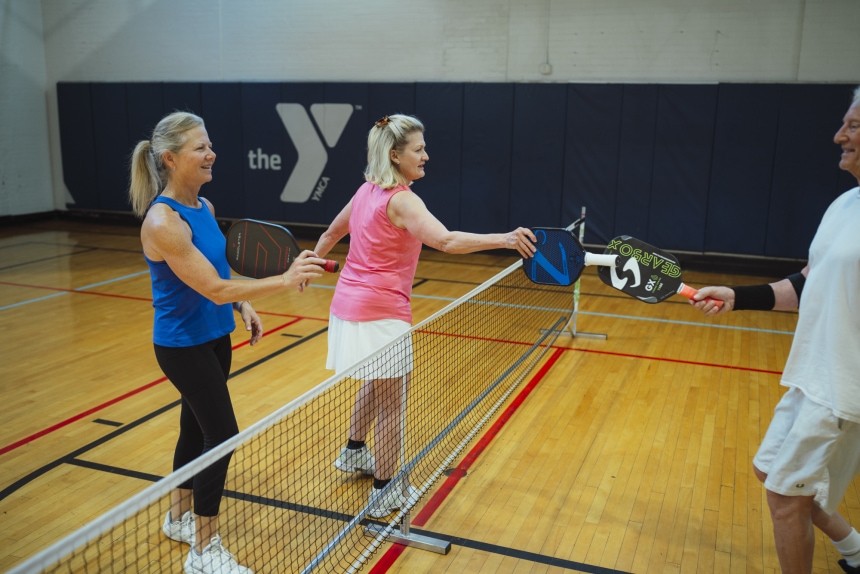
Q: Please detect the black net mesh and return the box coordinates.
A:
[22,263,574,574]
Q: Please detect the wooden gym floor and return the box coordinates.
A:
[0,218,856,573]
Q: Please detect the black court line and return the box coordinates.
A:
[0,240,140,252]
[0,242,47,251]
[0,248,98,272]
[93,419,123,427]
[0,327,329,502]
[416,255,521,268]
[64,457,628,573]
[52,243,142,254]
[0,319,628,574]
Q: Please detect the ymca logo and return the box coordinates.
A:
[248,103,354,203]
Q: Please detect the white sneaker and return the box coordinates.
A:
[162,510,195,545]
[333,445,375,474]
[368,483,420,518]
[184,535,252,574]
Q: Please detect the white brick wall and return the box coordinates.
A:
[0,0,54,216]
[1,0,858,215]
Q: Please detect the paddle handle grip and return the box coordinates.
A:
[323,260,339,273]
[678,283,724,310]
[584,253,619,268]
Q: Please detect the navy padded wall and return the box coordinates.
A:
[201,83,244,219]
[415,83,464,230]
[126,83,164,147]
[706,84,781,256]
[767,84,857,258]
[318,83,369,223]
[56,80,855,259]
[91,84,131,212]
[509,84,568,228]
[649,84,718,252]
[276,82,326,223]
[241,83,289,221]
[562,84,624,245]
[163,83,201,116]
[460,84,514,234]
[58,83,98,209]
[368,83,416,121]
[614,85,659,242]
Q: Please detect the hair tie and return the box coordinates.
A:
[375,115,390,127]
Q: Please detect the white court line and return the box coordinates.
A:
[1,275,795,337]
[0,270,149,312]
[310,284,795,337]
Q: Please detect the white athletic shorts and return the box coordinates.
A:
[753,386,860,515]
[326,314,413,379]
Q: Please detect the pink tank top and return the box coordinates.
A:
[330,182,423,323]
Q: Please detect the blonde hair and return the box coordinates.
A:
[364,114,424,189]
[128,111,205,217]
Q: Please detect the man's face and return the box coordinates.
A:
[835,101,860,181]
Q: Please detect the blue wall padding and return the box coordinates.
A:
[416,83,464,231]
[240,83,287,222]
[706,84,781,256]
[563,84,624,245]
[614,85,660,244]
[200,83,245,218]
[126,83,164,147]
[460,84,514,235]
[319,83,369,222]
[767,84,854,258]
[91,83,131,212]
[649,85,718,252]
[509,84,568,229]
[57,83,99,210]
[57,81,856,259]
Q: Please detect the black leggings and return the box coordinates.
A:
[154,334,238,517]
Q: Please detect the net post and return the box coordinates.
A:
[564,206,607,340]
[362,372,451,555]
[364,509,451,554]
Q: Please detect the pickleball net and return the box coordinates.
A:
[11,256,576,574]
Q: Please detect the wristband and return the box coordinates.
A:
[731,284,775,311]
[786,272,805,299]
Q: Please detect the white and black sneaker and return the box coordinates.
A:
[368,482,420,518]
[333,445,375,475]
[184,535,252,574]
[162,510,195,545]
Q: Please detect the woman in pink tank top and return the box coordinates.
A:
[313,114,537,518]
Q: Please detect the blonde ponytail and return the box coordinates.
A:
[127,111,205,218]
[129,140,161,217]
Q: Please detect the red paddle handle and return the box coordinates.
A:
[678,284,724,310]
[323,259,339,273]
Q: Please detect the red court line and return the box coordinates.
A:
[564,346,784,375]
[0,317,303,457]
[0,280,152,302]
[1,280,332,322]
[367,347,566,573]
[366,343,782,572]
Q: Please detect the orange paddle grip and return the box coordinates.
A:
[678,283,724,310]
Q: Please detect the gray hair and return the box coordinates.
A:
[128,111,205,217]
[364,114,425,189]
[853,85,860,105]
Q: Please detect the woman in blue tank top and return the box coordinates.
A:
[129,112,327,574]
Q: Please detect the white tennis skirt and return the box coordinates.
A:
[326,314,414,379]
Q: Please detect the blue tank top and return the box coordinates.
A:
[145,196,235,347]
